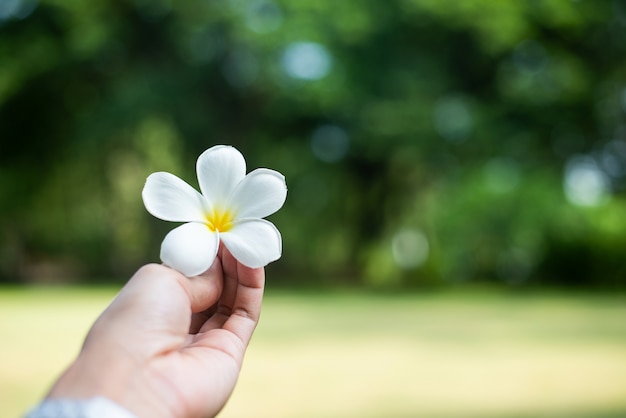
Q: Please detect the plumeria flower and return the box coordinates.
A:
[142,145,287,276]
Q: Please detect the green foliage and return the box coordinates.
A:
[1,0,626,287]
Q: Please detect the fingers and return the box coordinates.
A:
[183,259,225,333]
[119,256,260,343]
[195,247,265,345]
[219,247,265,345]
[97,262,223,339]
[184,258,224,314]
[131,261,223,315]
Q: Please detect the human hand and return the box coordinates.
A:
[46,247,265,418]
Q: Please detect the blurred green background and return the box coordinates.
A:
[2,0,626,417]
[2,0,626,288]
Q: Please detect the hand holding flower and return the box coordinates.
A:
[44,249,265,418]
[26,145,279,418]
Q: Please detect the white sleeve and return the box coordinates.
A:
[23,397,138,418]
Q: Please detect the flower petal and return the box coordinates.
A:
[160,222,219,277]
[229,168,287,219]
[142,172,208,222]
[197,145,246,208]
[220,218,282,268]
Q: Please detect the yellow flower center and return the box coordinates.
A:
[206,208,235,232]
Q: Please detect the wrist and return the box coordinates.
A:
[47,350,169,418]
[25,396,137,418]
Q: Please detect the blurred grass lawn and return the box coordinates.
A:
[1,286,626,418]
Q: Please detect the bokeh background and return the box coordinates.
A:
[2,0,626,417]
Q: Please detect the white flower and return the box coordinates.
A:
[142,145,287,276]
